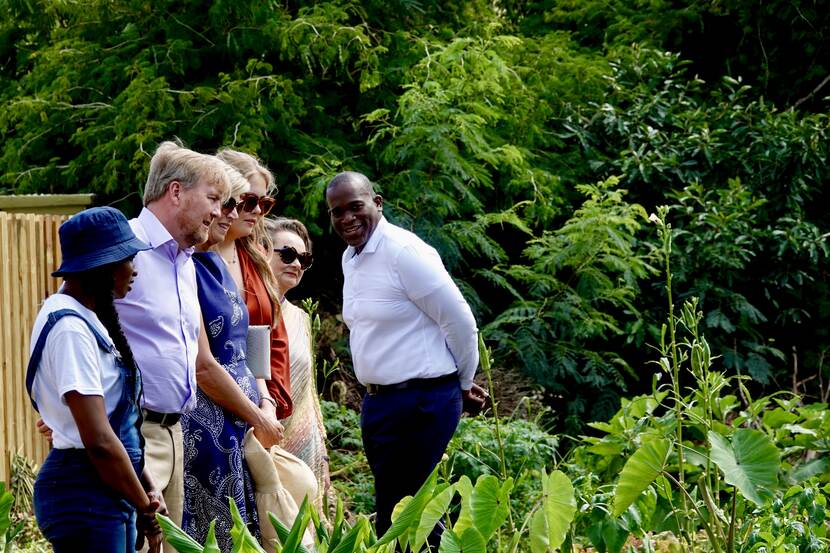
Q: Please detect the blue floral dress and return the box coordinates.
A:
[182,252,261,550]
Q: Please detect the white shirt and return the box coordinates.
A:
[341,217,479,390]
[30,294,122,449]
[115,208,200,414]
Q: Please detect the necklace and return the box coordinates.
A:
[221,243,238,266]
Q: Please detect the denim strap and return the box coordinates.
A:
[26,308,115,412]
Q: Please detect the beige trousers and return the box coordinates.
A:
[139,420,184,553]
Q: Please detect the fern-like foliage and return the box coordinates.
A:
[484,177,656,429]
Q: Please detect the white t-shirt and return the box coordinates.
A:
[30,294,123,449]
[341,217,479,389]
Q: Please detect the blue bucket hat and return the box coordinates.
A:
[52,207,150,277]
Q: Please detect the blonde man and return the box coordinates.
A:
[36,141,231,552]
[117,141,229,552]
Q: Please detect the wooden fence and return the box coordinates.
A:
[0,212,68,484]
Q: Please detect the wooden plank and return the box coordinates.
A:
[0,213,72,483]
[7,215,24,481]
[31,216,46,464]
[0,214,11,484]
[17,216,34,461]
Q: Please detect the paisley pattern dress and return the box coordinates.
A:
[182,252,260,551]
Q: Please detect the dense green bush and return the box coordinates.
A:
[3,0,829,430]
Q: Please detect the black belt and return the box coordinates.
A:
[142,409,182,427]
[366,373,458,395]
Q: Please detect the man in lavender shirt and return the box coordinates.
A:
[114,142,230,547]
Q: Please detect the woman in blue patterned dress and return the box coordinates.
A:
[181,165,283,550]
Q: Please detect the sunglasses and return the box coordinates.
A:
[273,246,313,270]
[222,193,277,216]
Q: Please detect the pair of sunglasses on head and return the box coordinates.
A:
[273,246,313,270]
[222,193,277,216]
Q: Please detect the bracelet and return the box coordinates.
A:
[259,396,277,408]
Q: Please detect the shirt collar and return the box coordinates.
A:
[346,216,388,258]
[137,208,195,258]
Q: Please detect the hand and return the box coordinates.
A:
[36,418,53,445]
[253,410,284,449]
[462,384,489,416]
[136,490,166,552]
[259,397,278,416]
[145,531,163,553]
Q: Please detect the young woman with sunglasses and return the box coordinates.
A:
[265,217,334,519]
[215,149,293,419]
[181,164,282,551]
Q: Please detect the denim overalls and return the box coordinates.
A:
[26,308,144,553]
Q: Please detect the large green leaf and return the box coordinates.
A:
[709,429,779,506]
[452,476,475,535]
[267,512,313,553]
[412,483,455,553]
[611,438,670,517]
[375,466,438,547]
[438,529,462,553]
[529,470,576,553]
[280,497,312,553]
[451,474,512,543]
[788,457,830,485]
[157,514,204,553]
[460,527,487,553]
[470,475,512,540]
[0,484,12,538]
[229,498,266,553]
[329,518,369,553]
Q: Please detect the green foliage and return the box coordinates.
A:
[3,0,830,435]
[321,400,374,515]
[709,429,780,508]
[555,46,830,404]
[538,0,830,109]
[529,470,576,553]
[157,462,574,553]
[611,438,670,518]
[741,480,830,553]
[484,176,655,427]
[447,416,558,483]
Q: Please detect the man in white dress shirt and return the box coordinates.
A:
[326,171,488,537]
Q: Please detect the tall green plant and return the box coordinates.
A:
[485,176,655,428]
[600,209,783,552]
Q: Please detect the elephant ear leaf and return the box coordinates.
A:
[709,429,779,506]
[529,470,576,553]
[612,438,670,518]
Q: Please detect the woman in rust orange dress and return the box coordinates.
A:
[214,149,293,418]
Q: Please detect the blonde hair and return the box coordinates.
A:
[215,148,277,195]
[216,148,281,317]
[144,141,230,205]
[265,217,312,253]
[221,161,250,199]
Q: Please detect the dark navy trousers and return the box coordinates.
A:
[361,379,462,537]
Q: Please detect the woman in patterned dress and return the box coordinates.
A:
[214,149,293,420]
[180,165,282,550]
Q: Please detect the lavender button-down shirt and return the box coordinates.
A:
[115,208,200,414]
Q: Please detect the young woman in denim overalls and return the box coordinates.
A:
[27,207,165,552]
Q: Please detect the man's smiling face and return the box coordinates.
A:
[326,178,383,253]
